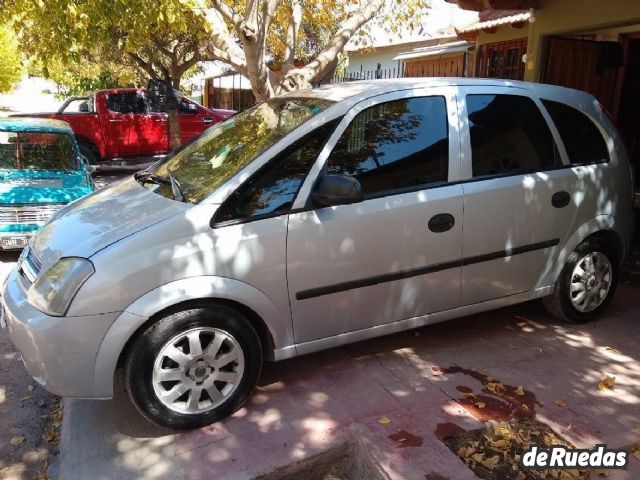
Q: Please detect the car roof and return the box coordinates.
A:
[280,77,597,106]
[0,117,75,135]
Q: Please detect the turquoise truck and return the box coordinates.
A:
[0,117,95,250]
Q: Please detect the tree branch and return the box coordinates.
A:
[277,0,385,92]
[282,0,302,73]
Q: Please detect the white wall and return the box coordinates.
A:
[346,50,404,76]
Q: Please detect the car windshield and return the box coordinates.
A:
[0,130,78,171]
[146,97,334,204]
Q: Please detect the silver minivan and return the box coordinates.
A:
[2,79,635,429]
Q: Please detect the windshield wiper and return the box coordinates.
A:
[134,170,169,185]
[167,169,185,202]
[135,169,184,202]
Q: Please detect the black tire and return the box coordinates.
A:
[124,303,262,430]
[77,139,99,165]
[543,238,619,324]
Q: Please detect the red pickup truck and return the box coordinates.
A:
[13,88,234,164]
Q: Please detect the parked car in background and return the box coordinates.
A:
[11,89,234,165]
[0,118,95,250]
[1,79,635,430]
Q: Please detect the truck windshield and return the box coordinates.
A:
[147,97,334,204]
[0,131,77,171]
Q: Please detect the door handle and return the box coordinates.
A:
[109,119,123,123]
[203,117,214,126]
[552,191,571,208]
[428,213,455,233]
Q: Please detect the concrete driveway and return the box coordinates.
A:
[56,280,640,479]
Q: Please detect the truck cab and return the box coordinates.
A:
[0,118,95,250]
[11,89,234,165]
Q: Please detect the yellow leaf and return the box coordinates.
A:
[594,469,608,477]
[597,375,616,392]
[462,392,476,398]
[486,382,506,395]
[477,454,500,470]
[42,428,59,445]
[377,416,391,425]
[554,398,567,407]
[475,401,486,409]
[10,436,25,446]
[515,386,525,396]
[605,346,620,354]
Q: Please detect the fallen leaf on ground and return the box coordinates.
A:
[554,398,567,407]
[471,453,499,470]
[20,395,33,401]
[42,428,59,445]
[486,382,506,395]
[597,375,616,392]
[475,401,486,409]
[594,468,608,477]
[632,444,640,460]
[378,416,391,425]
[515,385,525,396]
[462,392,476,399]
[604,346,620,354]
[10,436,25,446]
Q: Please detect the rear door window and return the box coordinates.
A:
[326,96,449,198]
[542,99,610,165]
[466,94,560,177]
[106,92,147,114]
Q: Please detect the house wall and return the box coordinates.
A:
[525,0,640,81]
[346,50,404,76]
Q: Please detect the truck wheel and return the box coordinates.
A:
[124,303,262,430]
[77,140,99,165]
[543,238,619,324]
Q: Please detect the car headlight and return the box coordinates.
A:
[27,257,95,317]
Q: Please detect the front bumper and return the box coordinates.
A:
[1,267,120,398]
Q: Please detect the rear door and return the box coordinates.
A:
[286,87,465,347]
[457,86,580,305]
[104,91,169,157]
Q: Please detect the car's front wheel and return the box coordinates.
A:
[124,303,262,430]
[543,237,619,324]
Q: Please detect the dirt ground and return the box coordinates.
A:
[0,172,127,480]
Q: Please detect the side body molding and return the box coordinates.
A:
[92,275,293,398]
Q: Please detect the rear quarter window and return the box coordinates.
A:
[542,99,610,165]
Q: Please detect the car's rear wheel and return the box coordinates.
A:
[543,238,619,324]
[124,303,262,430]
[77,140,99,165]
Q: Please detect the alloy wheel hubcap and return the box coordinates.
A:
[569,252,612,313]
[152,327,245,414]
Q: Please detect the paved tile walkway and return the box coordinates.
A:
[61,282,640,479]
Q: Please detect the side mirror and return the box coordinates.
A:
[311,174,363,207]
[80,155,97,174]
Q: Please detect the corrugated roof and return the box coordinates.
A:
[457,9,530,33]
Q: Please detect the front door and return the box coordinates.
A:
[287,89,464,346]
[457,87,580,305]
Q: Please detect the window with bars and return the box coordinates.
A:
[476,39,527,80]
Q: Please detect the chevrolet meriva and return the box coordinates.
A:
[2,79,635,429]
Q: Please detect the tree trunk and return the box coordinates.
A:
[167,76,182,150]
